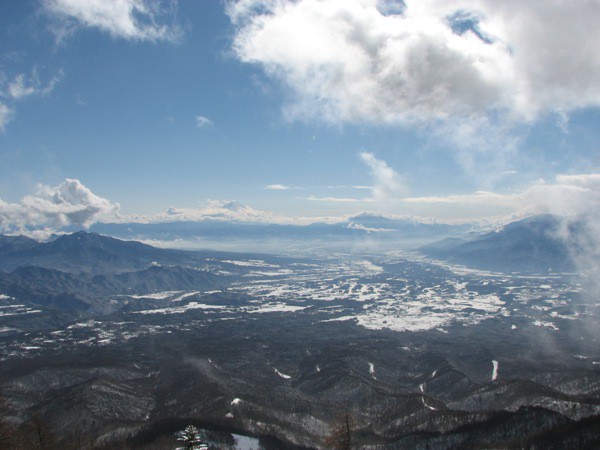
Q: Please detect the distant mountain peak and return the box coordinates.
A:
[219,200,251,212]
[53,230,111,244]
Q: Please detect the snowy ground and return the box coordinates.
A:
[0,253,594,360]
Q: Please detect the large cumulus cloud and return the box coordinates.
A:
[228,0,600,124]
[0,179,120,237]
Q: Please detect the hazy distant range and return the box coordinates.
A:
[88,213,471,253]
[87,214,577,275]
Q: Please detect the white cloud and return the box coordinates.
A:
[265,184,291,190]
[195,115,213,128]
[228,0,600,124]
[359,152,407,208]
[44,0,182,42]
[0,179,120,236]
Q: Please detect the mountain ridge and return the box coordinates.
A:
[421,214,575,273]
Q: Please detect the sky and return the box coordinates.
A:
[1,0,600,235]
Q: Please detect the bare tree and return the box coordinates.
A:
[325,411,353,449]
[0,394,15,450]
[25,415,57,450]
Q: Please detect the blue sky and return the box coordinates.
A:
[1,0,599,235]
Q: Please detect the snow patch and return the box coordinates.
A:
[491,360,499,381]
[134,302,227,315]
[421,397,436,411]
[368,362,375,375]
[171,291,199,302]
[274,368,291,379]
[247,304,306,314]
[127,291,182,300]
[223,259,279,268]
[533,320,560,331]
[356,260,384,274]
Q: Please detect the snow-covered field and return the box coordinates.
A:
[0,254,592,360]
[232,255,583,333]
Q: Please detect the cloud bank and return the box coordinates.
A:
[0,179,120,237]
[44,0,182,42]
[123,199,335,226]
[402,174,600,220]
[2,173,598,243]
[229,0,600,125]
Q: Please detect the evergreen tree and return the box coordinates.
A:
[176,425,207,450]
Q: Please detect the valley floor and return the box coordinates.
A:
[1,253,599,448]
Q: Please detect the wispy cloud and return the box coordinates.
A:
[195,115,213,128]
[402,173,600,220]
[7,75,37,99]
[7,71,63,99]
[300,153,405,208]
[265,184,292,190]
[0,69,64,132]
[359,152,407,208]
[44,0,182,43]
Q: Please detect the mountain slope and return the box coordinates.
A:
[421,215,574,273]
[0,234,40,253]
[0,231,205,274]
[0,264,228,312]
